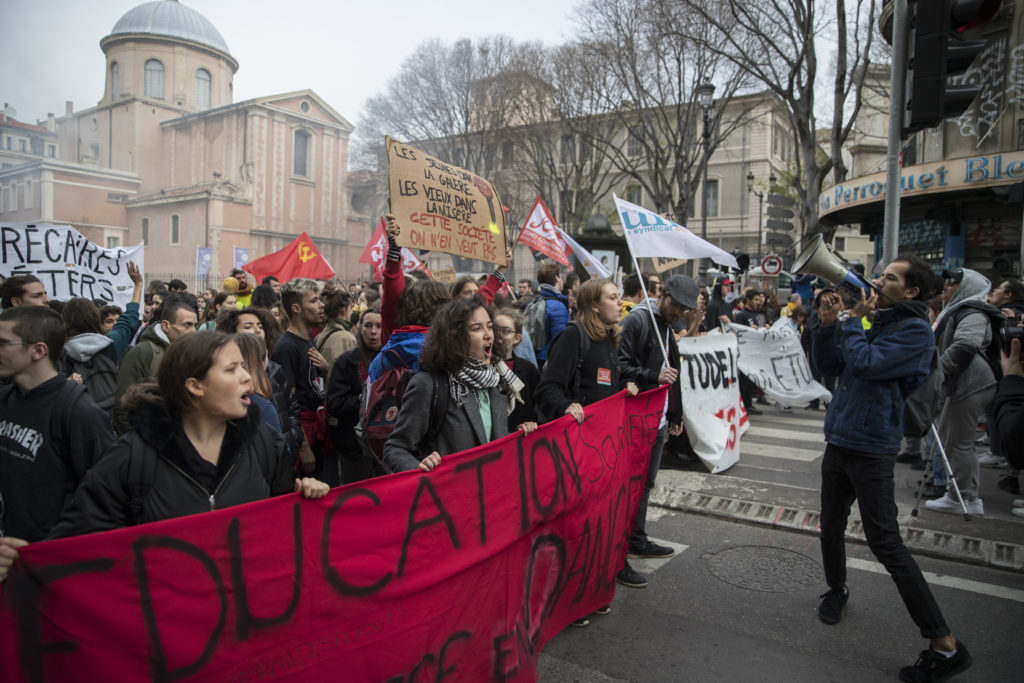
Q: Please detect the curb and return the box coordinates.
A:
[650,484,1024,572]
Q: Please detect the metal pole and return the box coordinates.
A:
[883,0,909,265]
[757,192,764,262]
[701,111,710,281]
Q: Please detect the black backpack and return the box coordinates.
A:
[0,379,88,479]
[945,301,1006,382]
[523,297,548,352]
[63,351,119,413]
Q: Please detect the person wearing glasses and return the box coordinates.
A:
[0,306,114,542]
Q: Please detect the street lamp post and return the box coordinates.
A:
[697,82,715,282]
[746,170,775,264]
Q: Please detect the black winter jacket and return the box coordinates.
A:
[268,359,304,457]
[993,374,1024,469]
[536,323,622,422]
[618,301,682,425]
[49,401,294,538]
[326,345,374,456]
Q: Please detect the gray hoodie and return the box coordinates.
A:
[63,332,114,363]
[935,268,996,400]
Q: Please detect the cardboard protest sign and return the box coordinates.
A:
[651,256,687,273]
[0,389,666,683]
[726,319,832,407]
[386,137,508,266]
[0,223,144,309]
[431,266,458,285]
[678,333,748,473]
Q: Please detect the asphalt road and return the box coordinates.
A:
[538,512,1024,682]
[536,406,1024,681]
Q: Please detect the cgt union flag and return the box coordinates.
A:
[614,194,738,269]
[517,197,570,265]
[243,232,335,282]
[359,217,430,281]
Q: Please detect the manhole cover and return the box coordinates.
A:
[704,545,823,593]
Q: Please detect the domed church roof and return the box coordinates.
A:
[105,0,231,56]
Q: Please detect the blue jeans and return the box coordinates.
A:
[820,443,950,639]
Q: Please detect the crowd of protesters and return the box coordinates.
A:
[0,218,1021,682]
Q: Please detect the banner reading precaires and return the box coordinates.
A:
[0,389,666,683]
[0,223,143,309]
[678,333,748,473]
[386,137,508,266]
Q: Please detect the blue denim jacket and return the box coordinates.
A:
[811,302,933,455]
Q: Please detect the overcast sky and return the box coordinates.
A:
[2,0,576,130]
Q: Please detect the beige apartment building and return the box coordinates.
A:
[0,0,365,282]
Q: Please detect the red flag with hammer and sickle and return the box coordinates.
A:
[243,232,336,283]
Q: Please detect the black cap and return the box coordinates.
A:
[663,274,698,309]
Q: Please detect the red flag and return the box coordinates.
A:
[243,232,335,282]
[517,196,570,265]
[359,217,430,281]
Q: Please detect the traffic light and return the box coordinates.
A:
[903,0,1001,137]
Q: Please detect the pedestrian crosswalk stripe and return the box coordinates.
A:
[848,557,1024,603]
[741,442,823,462]
[745,426,825,444]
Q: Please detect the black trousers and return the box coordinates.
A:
[819,443,951,639]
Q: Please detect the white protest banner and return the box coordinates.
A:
[678,332,748,473]
[1,222,144,309]
[614,194,738,269]
[726,318,832,407]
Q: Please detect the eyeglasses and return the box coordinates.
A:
[495,327,516,336]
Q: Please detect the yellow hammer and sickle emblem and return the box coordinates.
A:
[298,242,316,263]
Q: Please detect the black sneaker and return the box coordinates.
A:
[570,617,590,627]
[818,586,849,625]
[747,406,764,415]
[899,640,972,682]
[594,604,612,615]
[616,561,648,588]
[920,484,946,499]
[629,540,675,559]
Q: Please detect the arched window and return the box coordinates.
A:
[194,68,211,110]
[293,130,310,176]
[144,59,164,100]
[111,62,120,99]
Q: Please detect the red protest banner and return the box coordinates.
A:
[358,216,430,282]
[0,389,666,683]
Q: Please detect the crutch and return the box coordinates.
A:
[911,398,971,521]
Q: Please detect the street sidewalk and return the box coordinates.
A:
[651,441,1024,572]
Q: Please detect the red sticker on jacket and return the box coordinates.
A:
[597,368,612,386]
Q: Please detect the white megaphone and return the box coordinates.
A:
[791,234,881,296]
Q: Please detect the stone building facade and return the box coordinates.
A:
[0,0,364,282]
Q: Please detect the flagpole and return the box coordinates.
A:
[627,247,671,368]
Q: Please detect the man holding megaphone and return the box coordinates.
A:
[809,254,972,683]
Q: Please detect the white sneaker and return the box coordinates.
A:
[1014,499,1024,507]
[978,453,1007,468]
[975,433,989,446]
[924,493,984,516]
[775,403,791,413]
[1012,507,1024,518]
